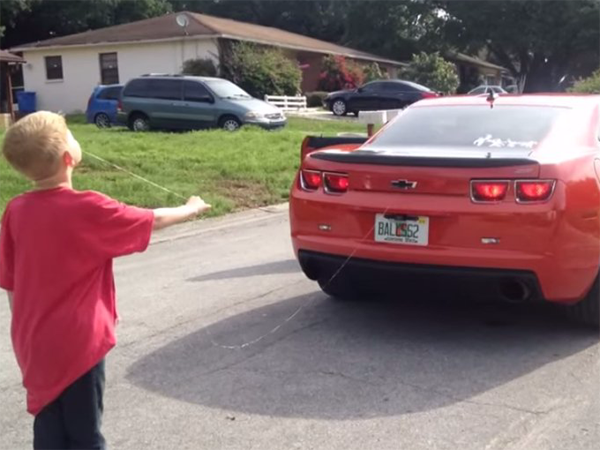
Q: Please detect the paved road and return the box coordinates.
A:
[1,205,598,450]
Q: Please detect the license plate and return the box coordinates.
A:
[374,214,429,246]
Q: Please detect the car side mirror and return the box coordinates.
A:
[357,87,364,93]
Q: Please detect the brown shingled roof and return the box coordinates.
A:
[0,50,25,63]
[447,52,508,72]
[12,11,404,66]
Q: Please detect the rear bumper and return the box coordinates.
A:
[290,183,599,304]
[298,249,544,300]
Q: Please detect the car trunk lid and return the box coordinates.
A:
[307,147,540,196]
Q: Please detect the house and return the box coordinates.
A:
[10,12,405,113]
[0,50,26,125]
[446,52,512,92]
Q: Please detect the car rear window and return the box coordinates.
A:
[98,86,122,100]
[369,105,566,150]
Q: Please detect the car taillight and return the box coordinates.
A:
[515,180,555,202]
[301,170,322,190]
[324,172,349,193]
[421,92,438,99]
[117,99,123,112]
[87,96,93,110]
[471,181,509,202]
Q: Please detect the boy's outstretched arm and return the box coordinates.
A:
[153,196,211,231]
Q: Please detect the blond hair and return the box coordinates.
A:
[2,111,69,181]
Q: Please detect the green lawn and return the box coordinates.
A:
[0,117,365,216]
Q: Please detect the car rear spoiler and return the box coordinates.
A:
[301,135,368,163]
[310,151,538,168]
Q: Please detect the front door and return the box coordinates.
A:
[348,82,383,112]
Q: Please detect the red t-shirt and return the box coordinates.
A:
[0,187,154,415]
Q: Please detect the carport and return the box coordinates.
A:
[0,49,25,126]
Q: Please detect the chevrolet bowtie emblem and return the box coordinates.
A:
[391,179,418,189]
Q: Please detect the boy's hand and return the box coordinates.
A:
[186,196,211,215]
[152,196,212,231]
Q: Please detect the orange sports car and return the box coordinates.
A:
[290,94,600,327]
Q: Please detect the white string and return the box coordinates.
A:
[205,207,390,350]
[84,151,187,200]
[85,149,387,350]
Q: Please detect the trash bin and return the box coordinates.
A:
[16,91,36,114]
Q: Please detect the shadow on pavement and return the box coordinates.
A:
[126,289,598,420]
[188,260,301,282]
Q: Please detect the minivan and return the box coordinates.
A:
[117,75,287,131]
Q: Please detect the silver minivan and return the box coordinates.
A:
[117,75,287,131]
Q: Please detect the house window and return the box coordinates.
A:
[45,56,63,80]
[99,52,119,85]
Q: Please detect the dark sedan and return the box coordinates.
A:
[324,80,439,116]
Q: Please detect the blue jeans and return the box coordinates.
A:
[33,360,106,450]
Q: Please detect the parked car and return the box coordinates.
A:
[324,80,439,116]
[468,85,508,95]
[117,75,286,132]
[290,94,600,327]
[86,84,123,128]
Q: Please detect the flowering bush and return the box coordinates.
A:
[319,55,365,91]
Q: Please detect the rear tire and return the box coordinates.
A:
[566,275,600,328]
[129,113,150,132]
[94,113,111,128]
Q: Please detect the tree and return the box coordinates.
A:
[341,0,440,61]
[0,0,34,38]
[434,0,600,92]
[1,0,172,48]
[401,52,459,94]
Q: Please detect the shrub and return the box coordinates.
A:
[569,69,600,94]
[364,62,387,82]
[181,58,218,77]
[401,52,460,95]
[220,42,302,98]
[319,55,365,92]
[305,91,328,108]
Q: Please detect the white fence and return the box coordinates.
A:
[264,95,307,111]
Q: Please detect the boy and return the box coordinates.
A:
[0,111,210,449]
